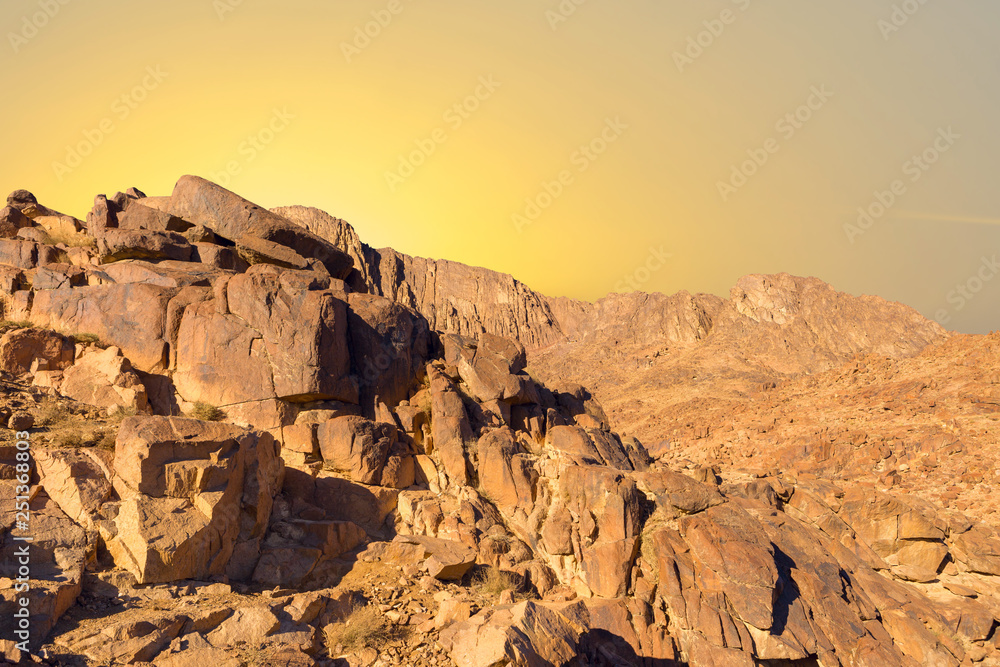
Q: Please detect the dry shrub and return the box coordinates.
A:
[189,402,225,421]
[324,603,396,656]
[473,566,518,598]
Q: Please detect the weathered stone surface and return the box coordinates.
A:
[59,345,149,411]
[476,428,536,512]
[428,363,473,487]
[117,201,192,233]
[317,415,395,485]
[0,206,30,238]
[20,283,176,372]
[36,448,113,529]
[679,503,779,630]
[205,606,280,647]
[107,417,283,584]
[166,176,353,278]
[0,327,74,375]
[0,484,89,649]
[380,454,415,489]
[441,601,582,667]
[394,535,476,580]
[97,229,193,263]
[173,266,356,414]
[235,235,311,270]
[347,292,430,414]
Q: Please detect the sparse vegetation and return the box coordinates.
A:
[50,430,86,448]
[189,402,225,422]
[44,228,95,248]
[69,332,102,346]
[638,507,673,566]
[0,320,34,331]
[98,429,118,451]
[473,566,518,599]
[107,404,138,424]
[36,397,73,428]
[324,603,397,655]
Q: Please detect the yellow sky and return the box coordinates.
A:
[2,0,999,333]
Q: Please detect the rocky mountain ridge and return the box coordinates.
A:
[0,176,994,667]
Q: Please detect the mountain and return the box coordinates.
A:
[0,176,995,667]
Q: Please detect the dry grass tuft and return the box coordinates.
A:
[69,332,102,346]
[0,320,33,331]
[473,566,518,598]
[44,228,95,248]
[324,603,396,656]
[188,402,225,422]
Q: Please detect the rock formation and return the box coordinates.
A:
[0,177,994,667]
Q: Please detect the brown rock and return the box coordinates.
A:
[0,327,74,375]
[107,416,283,583]
[96,229,193,263]
[234,234,311,270]
[0,206,30,238]
[441,601,582,667]
[117,201,192,233]
[318,416,395,485]
[206,606,280,647]
[59,345,149,411]
[23,283,177,372]
[380,455,415,489]
[166,176,353,278]
[394,535,476,580]
[347,292,430,413]
[35,448,113,529]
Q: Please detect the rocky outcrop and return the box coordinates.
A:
[163,175,354,279]
[104,417,283,584]
[1,179,996,667]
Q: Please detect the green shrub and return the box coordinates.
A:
[189,402,225,422]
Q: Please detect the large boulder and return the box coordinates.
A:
[59,345,149,412]
[428,363,473,488]
[441,601,583,667]
[105,417,283,584]
[15,283,178,372]
[173,265,357,413]
[165,176,354,279]
[0,327,74,375]
[117,201,192,233]
[96,229,193,263]
[35,448,114,529]
[317,415,395,485]
[347,293,430,414]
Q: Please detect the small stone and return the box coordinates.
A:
[7,412,33,430]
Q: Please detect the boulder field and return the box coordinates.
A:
[0,178,995,666]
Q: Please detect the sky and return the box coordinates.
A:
[2,0,998,333]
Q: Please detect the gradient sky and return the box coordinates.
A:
[2,0,998,333]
